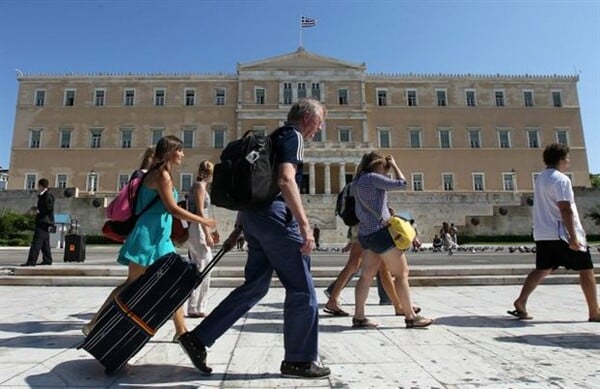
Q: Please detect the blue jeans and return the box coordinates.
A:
[191,200,319,362]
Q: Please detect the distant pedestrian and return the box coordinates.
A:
[508,143,599,322]
[449,223,458,245]
[21,178,55,266]
[313,224,321,250]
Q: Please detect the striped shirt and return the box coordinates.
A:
[354,172,407,236]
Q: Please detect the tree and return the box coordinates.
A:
[590,174,600,188]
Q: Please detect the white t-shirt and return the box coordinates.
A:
[532,168,586,248]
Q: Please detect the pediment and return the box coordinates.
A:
[238,48,365,72]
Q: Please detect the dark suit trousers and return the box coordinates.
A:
[27,226,53,264]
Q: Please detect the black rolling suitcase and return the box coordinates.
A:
[79,248,226,374]
[64,234,86,262]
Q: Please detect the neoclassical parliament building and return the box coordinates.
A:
[9,48,591,197]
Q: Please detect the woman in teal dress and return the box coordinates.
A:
[84,136,217,339]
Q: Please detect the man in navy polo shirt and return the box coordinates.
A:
[179,98,330,379]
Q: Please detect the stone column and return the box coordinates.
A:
[309,162,316,195]
[362,120,369,143]
[324,162,331,195]
[338,162,346,190]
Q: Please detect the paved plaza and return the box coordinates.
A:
[1,280,599,388]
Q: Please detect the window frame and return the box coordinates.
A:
[94,88,106,106]
[150,128,164,145]
[123,88,135,106]
[338,127,352,143]
[436,88,447,107]
[551,90,563,107]
[438,128,452,149]
[29,129,42,148]
[59,129,72,148]
[90,128,103,149]
[64,88,76,106]
[180,173,193,192]
[497,128,512,148]
[121,128,133,149]
[338,88,349,105]
[465,89,476,107]
[255,87,266,105]
[215,88,226,105]
[376,88,388,106]
[25,173,37,190]
[494,89,505,107]
[409,128,422,148]
[34,89,46,107]
[154,88,166,106]
[523,89,534,107]
[55,173,68,189]
[555,129,569,146]
[526,128,540,148]
[468,128,481,148]
[377,127,391,148]
[411,173,424,192]
[472,172,485,191]
[213,127,226,149]
[184,88,196,106]
[406,89,418,106]
[181,128,195,148]
[442,173,454,191]
[502,172,515,191]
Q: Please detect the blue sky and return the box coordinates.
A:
[1,0,599,172]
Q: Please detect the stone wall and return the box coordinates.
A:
[2,188,598,246]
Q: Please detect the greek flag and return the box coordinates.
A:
[301,16,316,28]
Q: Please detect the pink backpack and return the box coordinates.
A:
[106,170,146,221]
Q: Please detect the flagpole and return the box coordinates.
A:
[299,16,303,48]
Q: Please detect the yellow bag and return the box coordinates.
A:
[387,216,416,250]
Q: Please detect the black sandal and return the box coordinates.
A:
[352,317,379,328]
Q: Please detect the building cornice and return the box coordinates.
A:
[17,72,237,81]
[367,73,579,82]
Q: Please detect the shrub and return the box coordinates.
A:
[0,211,34,240]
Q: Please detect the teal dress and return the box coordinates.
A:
[117,185,177,267]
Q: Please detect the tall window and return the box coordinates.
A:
[465,90,476,106]
[313,129,323,142]
[154,89,165,106]
[35,90,45,106]
[56,174,68,189]
[29,130,41,148]
[473,173,485,191]
[552,91,562,107]
[503,172,515,191]
[532,172,540,189]
[151,128,163,145]
[378,128,390,148]
[311,83,320,100]
[94,89,105,106]
[338,127,351,143]
[25,174,37,190]
[523,90,534,107]
[283,83,293,104]
[60,129,71,148]
[185,89,195,106]
[527,129,539,148]
[494,90,505,107]
[255,88,265,105]
[498,129,511,148]
[436,89,447,106]
[213,128,226,148]
[412,173,423,191]
[118,174,129,190]
[86,172,98,192]
[406,89,417,106]
[121,129,133,148]
[215,88,225,105]
[442,174,454,191]
[556,129,569,146]
[124,89,135,106]
[90,129,103,148]
[64,89,76,106]
[182,129,194,148]
[338,88,348,105]
[439,129,451,148]
[180,174,193,192]
[468,129,481,148]
[297,83,306,99]
[377,89,387,106]
[409,129,421,148]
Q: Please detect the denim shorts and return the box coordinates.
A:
[358,227,396,254]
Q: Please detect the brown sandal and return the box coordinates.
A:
[352,317,379,328]
[405,315,433,329]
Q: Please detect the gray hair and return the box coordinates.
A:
[287,98,324,123]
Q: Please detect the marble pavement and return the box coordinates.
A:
[0,283,599,388]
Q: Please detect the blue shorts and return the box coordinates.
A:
[358,227,396,254]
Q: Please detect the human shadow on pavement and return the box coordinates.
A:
[24,360,281,387]
[0,333,82,349]
[0,320,84,334]
[436,315,582,328]
[495,333,600,350]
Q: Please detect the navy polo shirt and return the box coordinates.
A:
[271,125,304,188]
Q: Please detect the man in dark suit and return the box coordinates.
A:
[21,178,55,266]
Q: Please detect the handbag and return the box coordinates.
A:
[171,217,189,246]
[355,186,415,251]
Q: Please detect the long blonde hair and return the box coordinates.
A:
[139,147,154,170]
[196,160,214,181]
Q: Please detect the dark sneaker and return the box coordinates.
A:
[178,332,212,375]
[280,361,330,379]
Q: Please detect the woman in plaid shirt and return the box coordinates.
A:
[352,151,434,329]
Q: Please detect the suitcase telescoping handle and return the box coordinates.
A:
[197,246,229,281]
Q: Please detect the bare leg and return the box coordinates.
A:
[376,264,403,314]
[86,262,146,328]
[353,249,381,320]
[172,306,188,336]
[579,269,600,320]
[513,268,552,313]
[326,242,362,311]
[380,250,418,320]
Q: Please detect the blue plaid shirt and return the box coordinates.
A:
[354,173,407,236]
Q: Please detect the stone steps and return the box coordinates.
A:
[1,265,597,287]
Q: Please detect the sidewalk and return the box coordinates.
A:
[1,284,598,388]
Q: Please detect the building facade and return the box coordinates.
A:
[9,48,591,196]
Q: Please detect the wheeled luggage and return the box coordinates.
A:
[64,234,86,262]
[79,248,226,374]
